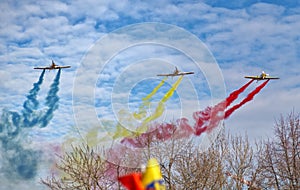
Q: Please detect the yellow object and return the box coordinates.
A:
[134,77,167,120]
[114,76,183,138]
[139,76,183,131]
[142,158,165,190]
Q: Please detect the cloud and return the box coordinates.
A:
[0,0,300,188]
[74,24,224,127]
[203,0,300,9]
[1,0,298,134]
[0,0,298,133]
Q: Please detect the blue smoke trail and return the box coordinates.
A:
[3,141,39,180]
[22,69,45,128]
[0,69,61,180]
[40,69,61,127]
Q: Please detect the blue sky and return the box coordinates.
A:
[0,0,300,189]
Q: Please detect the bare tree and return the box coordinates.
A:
[168,132,228,190]
[41,111,299,190]
[259,111,300,190]
[157,138,195,189]
[41,144,115,190]
[224,134,257,190]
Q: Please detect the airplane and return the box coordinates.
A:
[34,60,71,70]
[157,67,194,77]
[244,71,279,80]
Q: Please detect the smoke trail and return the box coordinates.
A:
[225,80,269,119]
[22,70,45,128]
[225,79,254,107]
[0,69,61,180]
[113,77,182,139]
[0,71,46,143]
[0,110,40,179]
[121,79,268,148]
[142,77,168,102]
[113,110,137,139]
[0,110,21,146]
[193,80,254,135]
[121,122,178,148]
[2,141,39,180]
[39,69,61,127]
[121,118,195,148]
[121,119,193,148]
[133,77,167,120]
[137,76,183,133]
[113,76,183,141]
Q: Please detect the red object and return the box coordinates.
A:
[118,173,144,190]
[225,80,269,118]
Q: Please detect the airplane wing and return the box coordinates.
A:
[178,72,194,75]
[244,76,260,79]
[157,74,173,76]
[264,76,279,79]
[245,76,279,80]
[55,65,71,69]
[34,65,71,70]
[34,67,50,70]
[157,72,194,77]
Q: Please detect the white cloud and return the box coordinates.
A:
[0,0,300,188]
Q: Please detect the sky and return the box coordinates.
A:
[0,0,299,189]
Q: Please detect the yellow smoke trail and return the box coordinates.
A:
[133,77,167,120]
[114,77,168,139]
[113,122,134,139]
[112,109,138,139]
[63,120,115,150]
[137,76,184,133]
[69,76,183,142]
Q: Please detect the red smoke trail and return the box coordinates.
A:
[121,122,177,148]
[225,79,269,119]
[225,79,254,107]
[193,79,254,135]
[121,118,195,148]
[121,79,270,148]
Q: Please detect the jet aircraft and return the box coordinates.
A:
[34,60,71,70]
[245,71,279,80]
[157,67,194,77]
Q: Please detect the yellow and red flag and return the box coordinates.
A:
[118,158,165,190]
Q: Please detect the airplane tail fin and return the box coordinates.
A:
[52,60,56,67]
[175,66,179,74]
